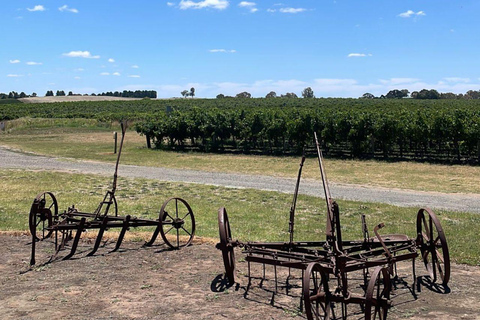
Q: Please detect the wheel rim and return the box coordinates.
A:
[417,208,450,285]
[365,267,391,320]
[303,262,330,320]
[218,207,235,284]
[159,197,195,249]
[29,192,57,241]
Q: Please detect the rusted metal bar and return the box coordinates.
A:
[87,216,109,256]
[63,217,86,260]
[112,215,131,252]
[288,152,306,245]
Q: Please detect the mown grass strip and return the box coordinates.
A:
[0,169,477,265]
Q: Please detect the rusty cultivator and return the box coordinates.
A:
[216,133,450,320]
[29,122,195,265]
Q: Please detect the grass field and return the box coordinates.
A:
[0,169,478,265]
[1,118,480,194]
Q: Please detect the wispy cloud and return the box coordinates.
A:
[7,74,22,77]
[129,75,141,78]
[179,0,229,10]
[63,51,100,59]
[113,72,121,76]
[131,65,139,69]
[26,61,43,65]
[167,2,175,7]
[108,58,115,63]
[59,5,78,13]
[444,77,470,83]
[348,53,372,58]
[209,49,236,53]
[27,5,45,12]
[100,72,110,76]
[379,78,420,85]
[9,59,21,64]
[398,10,425,18]
[238,1,257,12]
[279,7,306,14]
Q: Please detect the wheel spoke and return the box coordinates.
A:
[181,227,192,236]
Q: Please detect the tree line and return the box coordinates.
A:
[361,89,480,100]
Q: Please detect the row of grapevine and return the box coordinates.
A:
[135,106,480,163]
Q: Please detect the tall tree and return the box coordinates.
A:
[236,91,251,98]
[181,90,189,98]
[265,91,277,98]
[302,87,315,98]
[190,87,195,98]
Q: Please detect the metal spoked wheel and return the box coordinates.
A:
[303,262,331,320]
[218,207,235,284]
[159,197,195,249]
[29,192,58,241]
[417,208,450,286]
[365,266,391,320]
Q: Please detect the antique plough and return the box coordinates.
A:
[216,133,450,320]
[29,122,195,265]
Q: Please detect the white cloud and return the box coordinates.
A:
[26,61,42,65]
[9,59,21,64]
[279,7,306,14]
[131,65,139,68]
[348,53,372,58]
[27,5,45,12]
[63,51,100,59]
[74,76,81,79]
[167,2,175,6]
[267,9,276,12]
[58,5,78,13]
[379,78,420,85]
[239,1,255,7]
[179,0,229,10]
[398,10,425,18]
[209,49,236,53]
[129,75,141,78]
[113,72,121,76]
[7,74,22,77]
[74,68,84,72]
[108,58,115,63]
[100,72,110,76]
[444,77,470,83]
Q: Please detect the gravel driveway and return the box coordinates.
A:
[1,147,480,213]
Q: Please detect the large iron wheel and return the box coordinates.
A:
[365,266,391,320]
[159,197,195,249]
[29,192,58,241]
[218,207,235,284]
[303,262,331,320]
[416,208,450,285]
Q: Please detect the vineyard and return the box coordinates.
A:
[2,98,480,163]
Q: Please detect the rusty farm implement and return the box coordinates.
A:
[216,133,450,320]
[29,122,195,265]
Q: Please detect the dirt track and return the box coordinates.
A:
[1,234,479,320]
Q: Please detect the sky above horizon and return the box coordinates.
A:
[2,1,479,98]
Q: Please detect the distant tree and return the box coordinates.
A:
[181,90,189,98]
[68,91,73,96]
[216,93,225,99]
[386,89,408,99]
[440,92,457,99]
[56,90,65,96]
[401,89,410,98]
[189,87,195,98]
[265,91,277,98]
[361,92,375,99]
[414,89,440,99]
[236,91,251,98]
[19,92,27,98]
[302,87,315,98]
[465,90,480,99]
[45,90,54,96]
[281,92,298,98]
[8,92,14,99]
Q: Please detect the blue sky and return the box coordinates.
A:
[2,1,479,98]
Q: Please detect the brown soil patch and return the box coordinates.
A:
[1,234,479,319]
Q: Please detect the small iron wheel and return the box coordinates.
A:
[303,262,331,320]
[416,208,450,285]
[218,207,235,284]
[29,192,58,241]
[365,266,391,320]
[159,197,195,249]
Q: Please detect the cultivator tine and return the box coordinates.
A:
[88,216,109,256]
[63,217,86,260]
[145,224,161,247]
[112,215,131,252]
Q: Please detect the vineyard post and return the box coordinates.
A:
[113,131,118,154]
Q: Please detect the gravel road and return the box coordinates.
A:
[1,147,480,213]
